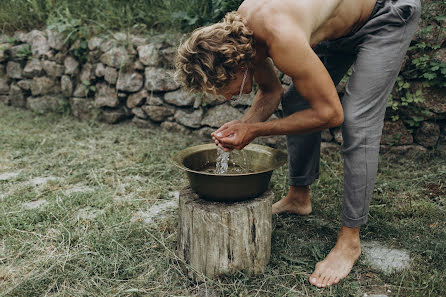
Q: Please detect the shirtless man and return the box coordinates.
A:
[175,0,421,288]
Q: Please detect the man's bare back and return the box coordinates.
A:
[238,0,377,47]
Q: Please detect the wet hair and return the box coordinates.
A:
[175,11,256,93]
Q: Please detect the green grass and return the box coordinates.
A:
[0,0,243,35]
[0,0,442,36]
[0,103,445,296]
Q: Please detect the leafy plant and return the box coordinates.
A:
[15,44,32,60]
[387,77,429,127]
[404,46,446,88]
[81,80,96,98]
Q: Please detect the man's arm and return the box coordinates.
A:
[251,24,344,137]
[241,56,284,123]
[214,15,343,150]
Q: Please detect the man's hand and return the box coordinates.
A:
[211,120,257,151]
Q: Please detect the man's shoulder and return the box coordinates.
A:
[239,0,309,45]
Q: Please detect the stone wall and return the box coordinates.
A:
[0,28,445,153]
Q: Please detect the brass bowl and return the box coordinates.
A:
[172,143,287,202]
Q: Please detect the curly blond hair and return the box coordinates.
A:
[175,12,256,93]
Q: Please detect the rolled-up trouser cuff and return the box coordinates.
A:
[342,214,368,228]
[289,173,319,187]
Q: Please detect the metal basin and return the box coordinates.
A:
[172,143,287,202]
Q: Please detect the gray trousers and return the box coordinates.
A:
[281,0,421,227]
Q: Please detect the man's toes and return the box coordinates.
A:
[325,273,337,287]
[309,274,319,286]
[320,273,333,288]
[332,276,341,285]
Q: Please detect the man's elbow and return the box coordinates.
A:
[328,108,344,128]
[320,107,344,128]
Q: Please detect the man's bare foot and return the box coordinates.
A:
[272,185,312,215]
[309,225,361,288]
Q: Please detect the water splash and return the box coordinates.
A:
[215,147,230,174]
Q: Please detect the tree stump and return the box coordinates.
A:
[176,187,273,280]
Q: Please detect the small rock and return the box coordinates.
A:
[132,117,155,128]
[381,120,413,145]
[117,71,143,92]
[161,121,191,134]
[127,89,148,109]
[61,75,73,97]
[26,96,64,114]
[31,76,55,96]
[13,31,27,43]
[415,122,440,148]
[131,35,148,47]
[137,43,161,66]
[88,36,103,51]
[6,61,23,79]
[99,39,116,53]
[64,56,79,75]
[9,84,25,108]
[131,107,148,119]
[164,89,195,107]
[25,30,49,57]
[380,144,427,156]
[42,60,64,77]
[23,58,43,78]
[53,52,65,64]
[133,60,145,71]
[201,104,244,128]
[0,78,9,94]
[197,127,215,140]
[159,47,177,68]
[17,79,33,91]
[95,63,106,77]
[95,83,119,108]
[141,105,174,122]
[104,67,118,84]
[46,29,64,50]
[230,92,255,107]
[79,63,94,82]
[144,67,180,92]
[100,47,130,68]
[362,241,411,274]
[175,109,204,128]
[70,97,95,120]
[100,108,128,124]
[147,94,163,106]
[418,86,446,116]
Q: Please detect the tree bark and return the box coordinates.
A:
[176,187,273,280]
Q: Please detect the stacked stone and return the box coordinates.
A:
[0,28,444,152]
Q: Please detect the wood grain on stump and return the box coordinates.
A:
[176,187,273,280]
